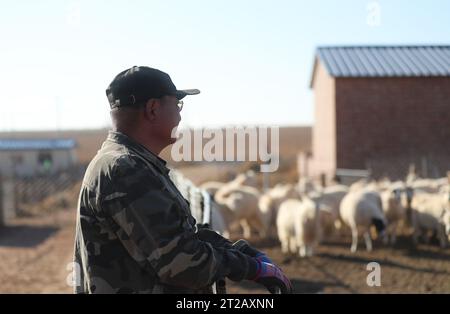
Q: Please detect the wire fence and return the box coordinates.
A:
[169,169,210,225]
[335,155,450,184]
[0,165,86,223]
[365,155,450,181]
[13,165,85,205]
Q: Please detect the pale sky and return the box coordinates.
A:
[0,0,449,131]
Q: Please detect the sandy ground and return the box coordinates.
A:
[0,210,75,293]
[1,208,449,294]
[226,236,450,294]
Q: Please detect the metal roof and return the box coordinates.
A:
[0,139,76,151]
[313,45,450,80]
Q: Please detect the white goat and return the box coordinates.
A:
[259,183,300,237]
[214,185,263,239]
[410,192,448,248]
[199,181,225,199]
[309,184,349,238]
[277,197,324,257]
[380,182,406,245]
[340,189,387,252]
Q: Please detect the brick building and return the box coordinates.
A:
[308,45,450,181]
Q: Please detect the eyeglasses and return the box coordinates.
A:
[140,97,183,111]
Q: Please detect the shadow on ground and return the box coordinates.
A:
[0,225,59,248]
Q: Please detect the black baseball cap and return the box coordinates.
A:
[106,66,200,109]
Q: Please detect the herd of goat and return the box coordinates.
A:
[195,171,450,257]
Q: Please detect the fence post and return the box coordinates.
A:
[421,156,428,178]
[320,173,326,188]
[0,175,3,226]
[0,175,16,226]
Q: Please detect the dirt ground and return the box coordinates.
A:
[0,209,75,293]
[226,235,450,294]
[1,206,449,294]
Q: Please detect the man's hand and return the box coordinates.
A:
[251,260,293,294]
[254,252,273,265]
[232,239,292,293]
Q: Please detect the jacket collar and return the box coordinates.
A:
[106,131,170,175]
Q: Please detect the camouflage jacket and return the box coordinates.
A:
[73,131,257,294]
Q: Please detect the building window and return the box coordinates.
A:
[38,152,53,173]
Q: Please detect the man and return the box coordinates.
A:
[73,66,292,294]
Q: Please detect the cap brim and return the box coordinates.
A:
[175,89,200,100]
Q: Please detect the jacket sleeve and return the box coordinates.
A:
[97,155,257,289]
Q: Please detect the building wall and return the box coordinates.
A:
[335,76,450,178]
[0,149,76,177]
[311,61,336,178]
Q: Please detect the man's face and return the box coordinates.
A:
[153,95,182,145]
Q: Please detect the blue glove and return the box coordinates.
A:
[252,260,293,294]
[255,252,273,265]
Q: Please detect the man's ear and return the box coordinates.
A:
[144,98,160,121]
